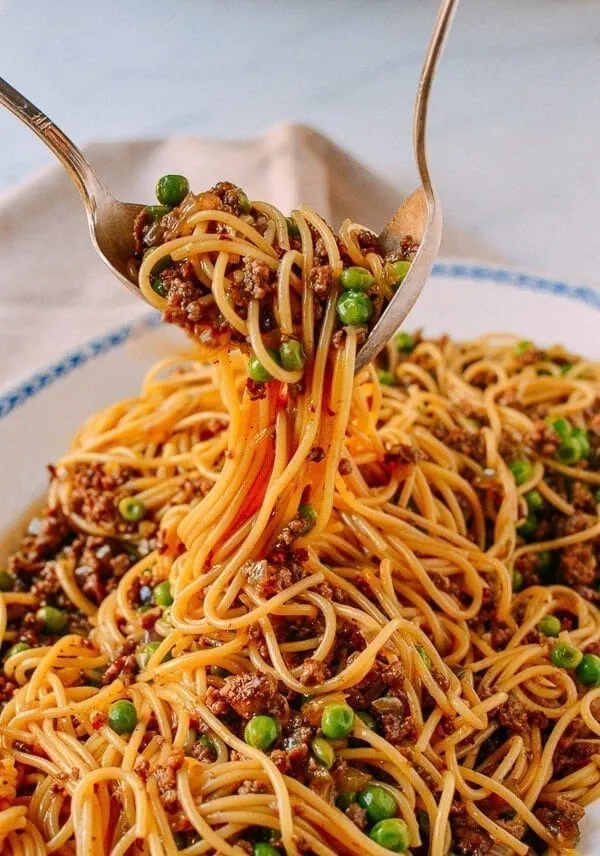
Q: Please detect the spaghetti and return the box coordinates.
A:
[0,179,599,856]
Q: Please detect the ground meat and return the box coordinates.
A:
[299,658,331,686]
[69,463,138,527]
[309,265,333,298]
[8,507,72,577]
[90,711,107,730]
[132,206,153,255]
[496,695,529,734]
[237,779,269,795]
[273,743,309,778]
[514,551,543,588]
[555,735,600,776]
[0,674,18,705]
[384,443,425,465]
[450,802,493,856]
[526,420,560,457]
[332,329,346,350]
[246,379,268,400]
[571,480,597,512]
[560,542,597,587]
[338,458,352,475]
[229,257,274,305]
[355,229,380,255]
[218,672,288,720]
[432,426,486,464]
[554,513,597,586]
[101,640,138,686]
[154,748,184,812]
[534,795,584,842]
[490,622,513,650]
[242,558,303,599]
[307,447,326,463]
[345,802,368,831]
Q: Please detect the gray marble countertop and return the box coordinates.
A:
[1,0,599,287]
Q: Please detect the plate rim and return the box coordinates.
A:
[1,260,599,423]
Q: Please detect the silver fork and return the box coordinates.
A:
[0,0,458,363]
[355,0,459,371]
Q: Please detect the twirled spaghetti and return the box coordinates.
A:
[0,179,599,856]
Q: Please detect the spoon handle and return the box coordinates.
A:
[0,76,106,211]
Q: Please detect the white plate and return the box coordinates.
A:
[1,260,599,851]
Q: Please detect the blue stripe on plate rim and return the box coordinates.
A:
[1,262,598,423]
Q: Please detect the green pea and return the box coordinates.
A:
[547,417,571,439]
[84,667,106,686]
[108,699,137,734]
[153,581,173,608]
[37,605,68,635]
[340,266,375,292]
[244,715,278,751]
[357,711,376,730]
[391,260,411,288]
[550,642,582,670]
[279,339,305,372]
[298,503,317,530]
[149,254,173,277]
[377,371,395,386]
[576,653,600,687]
[286,216,300,238]
[394,331,414,352]
[155,175,189,207]
[146,204,171,221]
[416,809,430,835]
[198,734,216,755]
[416,645,431,668]
[358,785,397,823]
[508,459,533,485]
[248,349,280,383]
[321,702,354,739]
[537,615,561,637]
[335,791,357,810]
[311,737,335,769]
[525,490,544,513]
[537,550,553,575]
[512,570,524,592]
[141,641,171,667]
[595,489,600,505]
[253,844,280,856]
[336,291,374,326]
[518,514,538,539]
[556,438,582,465]
[174,832,187,850]
[0,569,15,592]
[209,665,229,678]
[237,190,251,215]
[5,642,29,660]
[560,362,572,375]
[118,497,146,522]
[572,427,591,459]
[369,818,410,852]
[514,340,533,356]
[150,277,168,298]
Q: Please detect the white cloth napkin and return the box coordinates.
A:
[0,123,485,388]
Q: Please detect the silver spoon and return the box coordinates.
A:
[0,0,457,361]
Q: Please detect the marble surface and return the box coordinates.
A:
[1,0,599,287]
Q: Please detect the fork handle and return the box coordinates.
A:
[0,76,107,211]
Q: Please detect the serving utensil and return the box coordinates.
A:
[0,0,458,362]
[355,0,459,371]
